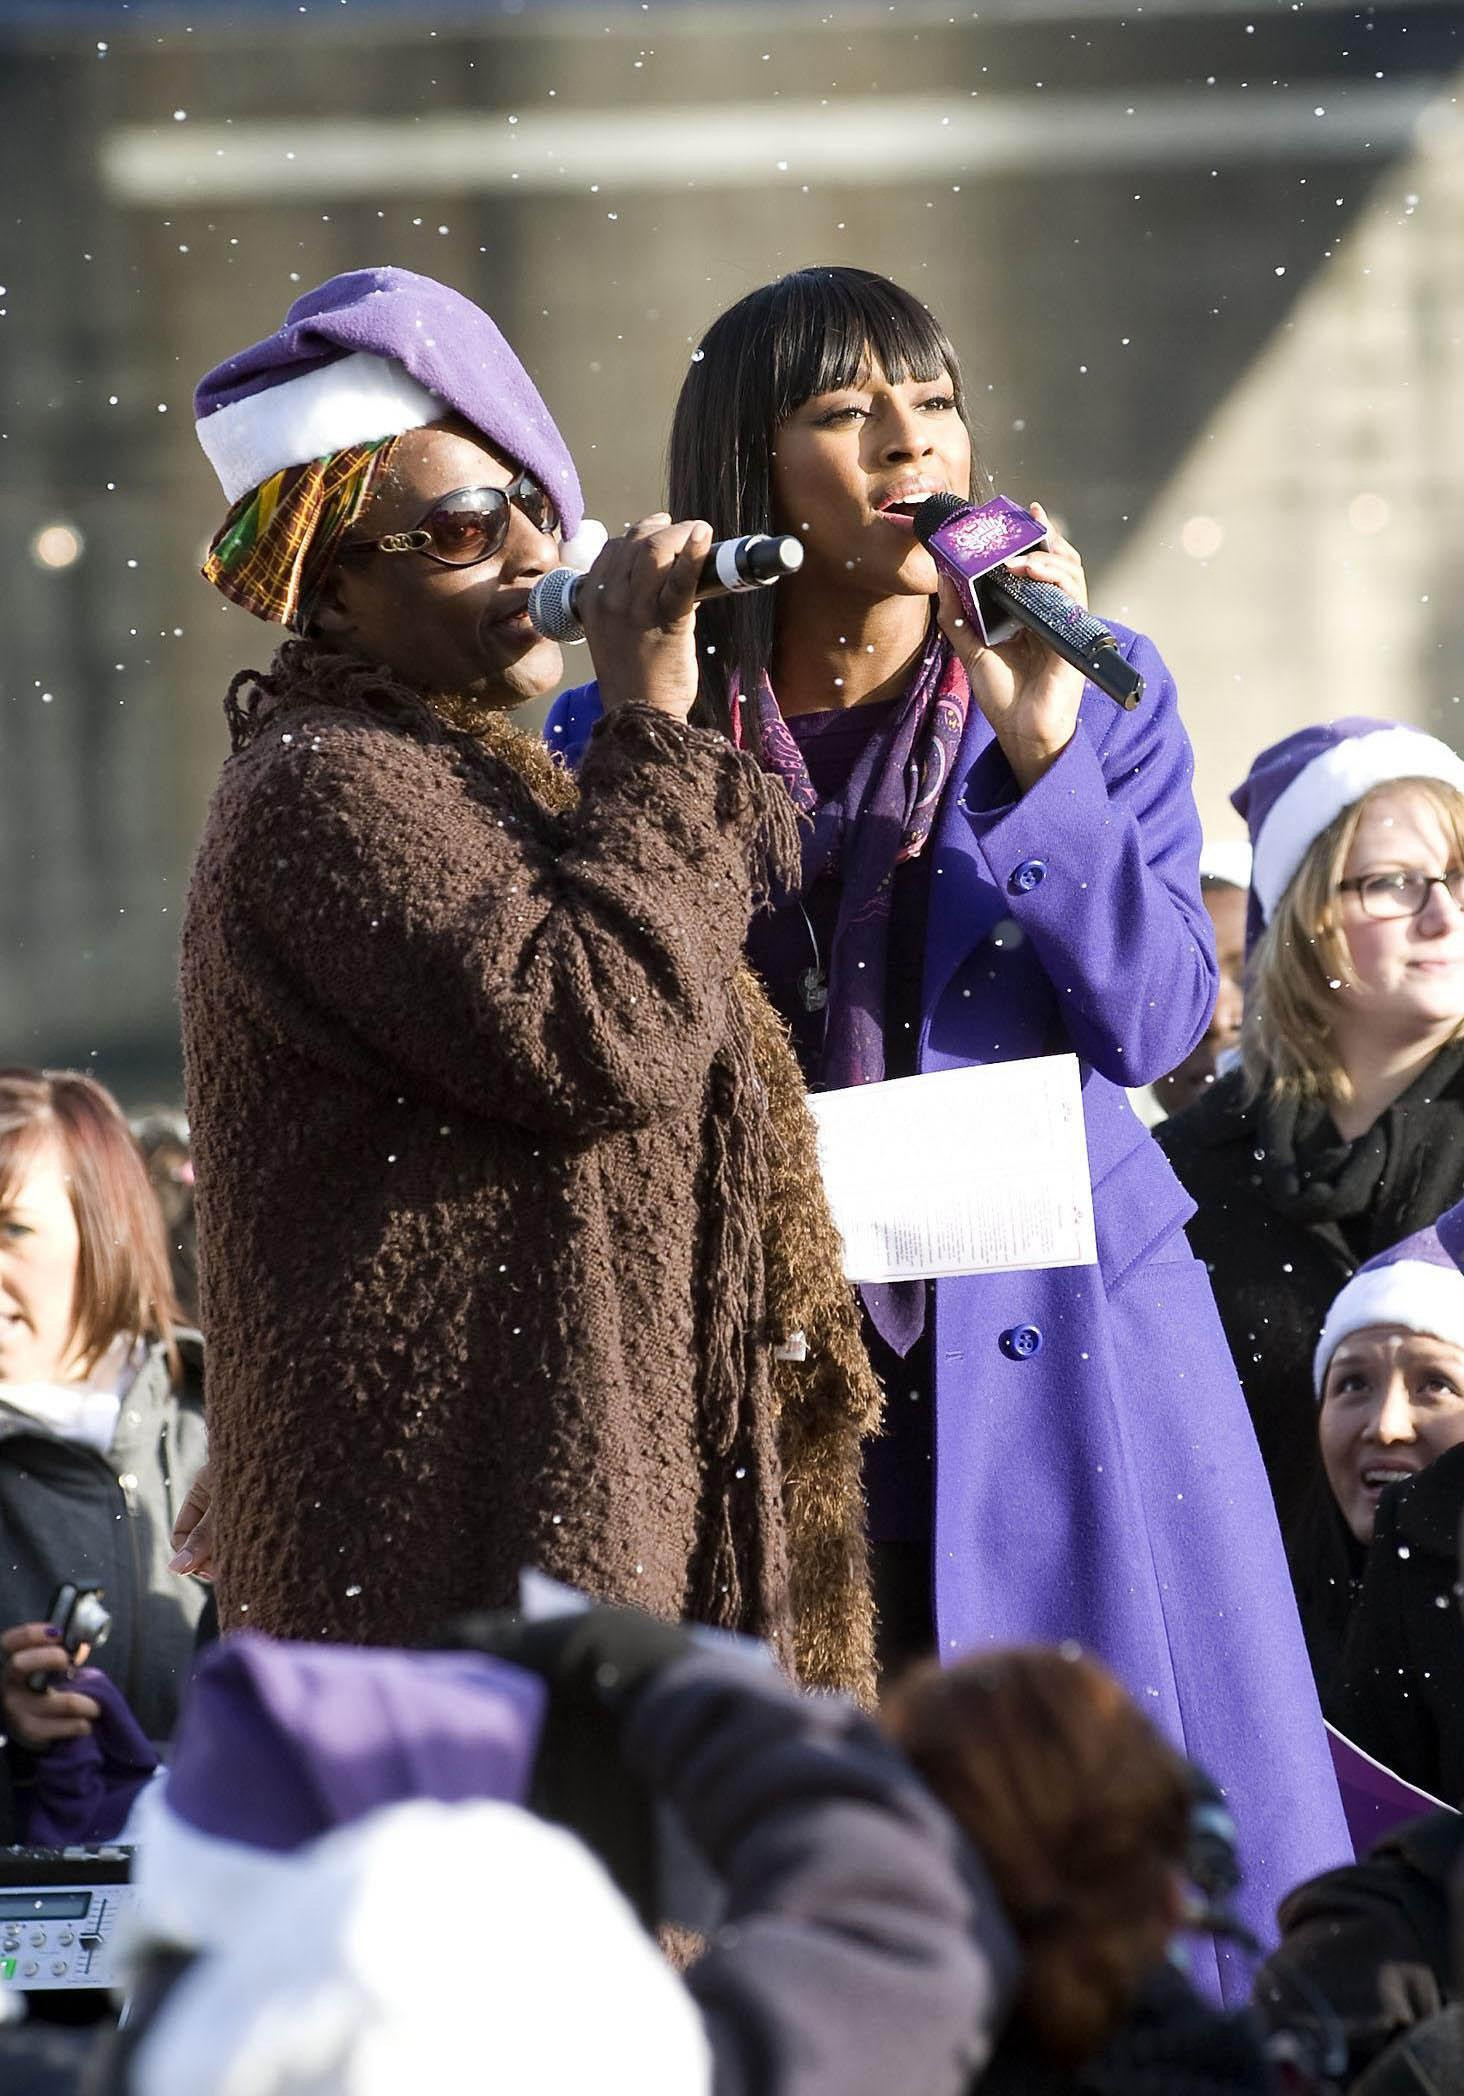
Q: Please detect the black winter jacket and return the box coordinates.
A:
[0,1336,208,1753]
[974,1962,1274,2096]
[1157,1057,1464,1534]
[1254,1808,1464,2086]
[1326,1443,1464,1806]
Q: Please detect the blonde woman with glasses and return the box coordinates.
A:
[1159,719,1464,1534]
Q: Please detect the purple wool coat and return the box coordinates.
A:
[545,629,1350,1997]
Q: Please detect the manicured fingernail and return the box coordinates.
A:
[43,1626,62,1639]
[168,1548,196,1573]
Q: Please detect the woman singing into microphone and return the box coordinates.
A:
[547,265,1348,1990]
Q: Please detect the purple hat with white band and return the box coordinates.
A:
[128,1633,546,1948]
[123,1635,712,2096]
[1313,1200,1464,1394]
[193,266,584,535]
[1232,718,1464,929]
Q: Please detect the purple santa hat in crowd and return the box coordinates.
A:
[1231,717,1464,946]
[125,1635,711,2096]
[127,1633,548,1937]
[193,264,585,538]
[1313,1197,1464,1396]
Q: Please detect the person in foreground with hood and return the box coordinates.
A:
[174,268,881,1695]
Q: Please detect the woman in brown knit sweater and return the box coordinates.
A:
[174,268,879,1693]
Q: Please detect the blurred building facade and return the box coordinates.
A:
[1,0,1460,1096]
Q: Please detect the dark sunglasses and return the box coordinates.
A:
[346,474,560,568]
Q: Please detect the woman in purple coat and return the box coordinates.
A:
[546,267,1348,1988]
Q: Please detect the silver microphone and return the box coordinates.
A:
[527,531,804,644]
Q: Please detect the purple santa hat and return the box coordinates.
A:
[1232,717,1464,939]
[193,265,584,537]
[1313,1198,1464,1395]
[128,1633,546,1948]
[121,1634,712,2096]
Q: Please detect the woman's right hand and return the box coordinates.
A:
[0,1622,101,1749]
[168,1461,216,1580]
[936,501,1088,794]
[576,513,712,723]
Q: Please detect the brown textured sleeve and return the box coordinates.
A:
[226,703,799,1134]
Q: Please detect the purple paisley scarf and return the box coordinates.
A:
[732,626,970,1353]
[732,625,967,1088]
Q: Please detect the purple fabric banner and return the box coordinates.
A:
[1326,1721,1455,1854]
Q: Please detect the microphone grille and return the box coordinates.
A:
[528,565,582,643]
[912,492,967,544]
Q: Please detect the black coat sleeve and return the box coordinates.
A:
[0,1737,29,1844]
[621,1652,1019,2096]
[1327,1497,1447,1801]
[1253,1813,1463,2078]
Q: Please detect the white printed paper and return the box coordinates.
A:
[806,1054,1097,1283]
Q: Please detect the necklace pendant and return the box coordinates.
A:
[798,967,828,1014]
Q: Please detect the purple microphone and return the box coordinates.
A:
[915,494,1143,711]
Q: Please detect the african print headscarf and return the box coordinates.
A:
[202,438,397,632]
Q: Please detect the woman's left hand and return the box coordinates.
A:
[936,501,1088,796]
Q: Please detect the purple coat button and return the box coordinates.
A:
[1009,858,1047,896]
[999,1323,1043,1360]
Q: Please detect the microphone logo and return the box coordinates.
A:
[943,508,1032,564]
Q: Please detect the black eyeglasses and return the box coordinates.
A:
[345,474,560,568]
[1338,869,1464,920]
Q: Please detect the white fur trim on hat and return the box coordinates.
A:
[1198,839,1253,892]
[557,518,608,573]
[123,1775,303,1956]
[196,350,446,505]
[129,1799,713,2096]
[1253,728,1464,923]
[1313,1259,1464,1394]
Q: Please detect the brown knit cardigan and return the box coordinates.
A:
[180,643,880,1697]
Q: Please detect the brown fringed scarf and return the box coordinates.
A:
[223,644,883,1703]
